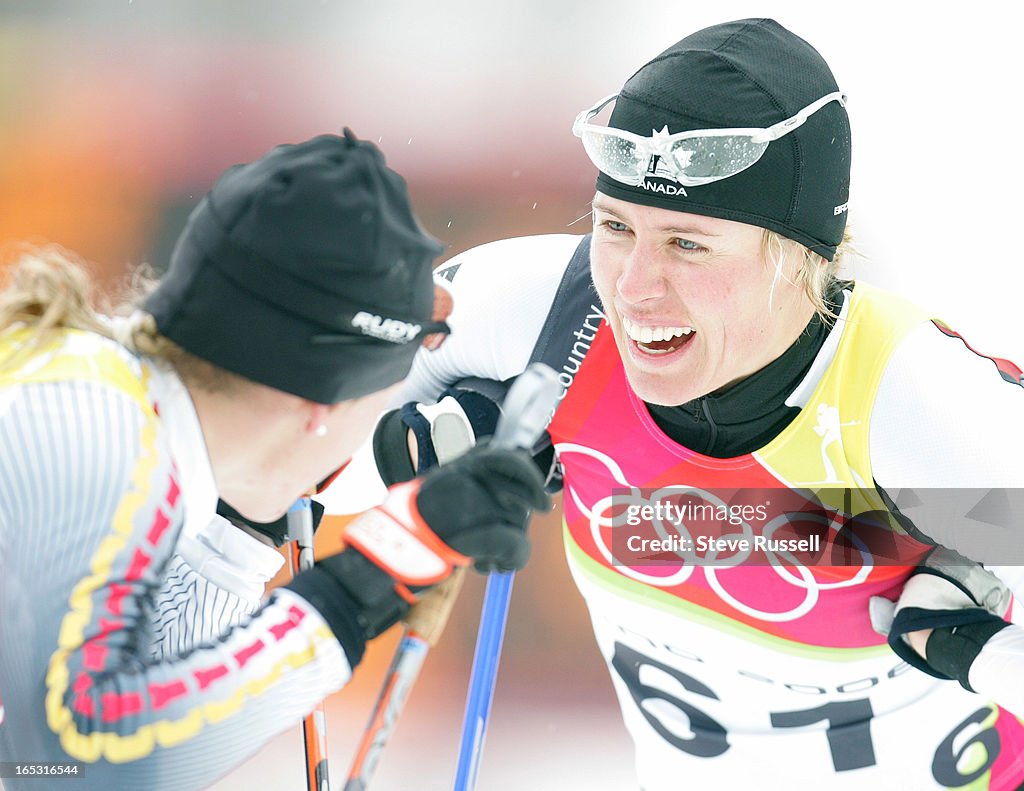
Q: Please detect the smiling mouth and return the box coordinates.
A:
[621,316,695,355]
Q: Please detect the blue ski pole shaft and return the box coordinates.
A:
[451,362,561,791]
[453,571,515,791]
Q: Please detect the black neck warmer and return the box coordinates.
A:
[647,283,848,457]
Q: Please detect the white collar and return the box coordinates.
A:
[147,360,219,539]
[147,360,284,598]
[785,288,853,409]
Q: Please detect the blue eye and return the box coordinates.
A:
[606,220,628,232]
[675,238,703,251]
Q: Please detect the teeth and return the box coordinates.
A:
[621,316,693,344]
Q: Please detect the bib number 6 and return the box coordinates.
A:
[610,641,1005,783]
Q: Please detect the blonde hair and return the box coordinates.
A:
[0,244,249,394]
[0,245,115,371]
[762,226,855,323]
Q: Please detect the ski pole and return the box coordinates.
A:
[345,384,486,790]
[288,496,332,791]
[453,362,560,791]
[343,567,466,791]
[452,570,514,791]
[346,363,559,790]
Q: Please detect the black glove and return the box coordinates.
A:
[372,386,502,487]
[869,547,1011,689]
[286,444,550,666]
[414,444,550,573]
[371,380,563,493]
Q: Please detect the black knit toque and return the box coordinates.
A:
[145,130,445,403]
[595,19,851,260]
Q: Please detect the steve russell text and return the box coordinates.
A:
[625,534,822,554]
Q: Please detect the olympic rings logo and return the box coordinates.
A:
[556,442,873,622]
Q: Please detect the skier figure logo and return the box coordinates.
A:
[809,402,861,485]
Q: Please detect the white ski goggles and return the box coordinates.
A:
[573,91,846,188]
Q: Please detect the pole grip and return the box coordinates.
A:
[406,567,467,644]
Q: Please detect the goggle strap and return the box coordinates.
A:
[575,91,847,145]
[756,91,847,143]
